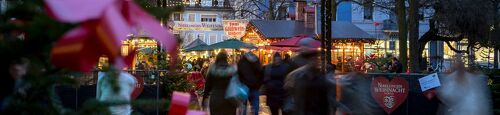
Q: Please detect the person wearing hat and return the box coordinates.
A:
[283,37,337,114]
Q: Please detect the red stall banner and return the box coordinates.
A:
[371,76,409,114]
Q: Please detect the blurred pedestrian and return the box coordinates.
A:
[1,58,30,111]
[202,51,238,115]
[283,37,337,115]
[390,57,403,73]
[237,51,263,115]
[96,70,137,115]
[338,72,384,115]
[437,60,492,115]
[184,61,193,72]
[283,53,291,65]
[263,53,290,115]
[284,49,337,115]
[137,61,147,70]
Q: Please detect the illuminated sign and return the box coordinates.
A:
[223,20,248,39]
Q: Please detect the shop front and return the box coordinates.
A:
[327,21,376,72]
[242,20,316,64]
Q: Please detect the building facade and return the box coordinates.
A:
[168,0,233,47]
[321,1,496,70]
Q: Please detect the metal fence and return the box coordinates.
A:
[59,70,170,115]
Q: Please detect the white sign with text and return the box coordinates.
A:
[419,73,441,92]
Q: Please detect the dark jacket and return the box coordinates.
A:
[263,63,290,107]
[285,65,337,115]
[289,54,309,71]
[237,53,263,89]
[203,64,238,115]
[392,61,403,73]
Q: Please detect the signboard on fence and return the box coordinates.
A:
[223,20,248,39]
[419,73,441,92]
[371,76,409,114]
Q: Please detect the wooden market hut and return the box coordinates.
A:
[326,21,376,72]
[242,20,316,63]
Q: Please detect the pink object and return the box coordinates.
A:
[45,0,115,23]
[168,92,191,115]
[167,91,208,115]
[186,110,207,115]
[270,34,320,48]
[45,0,177,72]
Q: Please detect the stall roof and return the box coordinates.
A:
[329,21,375,40]
[250,20,316,39]
[183,39,207,49]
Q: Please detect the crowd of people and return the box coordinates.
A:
[201,37,338,115]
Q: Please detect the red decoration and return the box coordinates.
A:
[423,89,437,100]
[169,92,190,115]
[131,74,144,99]
[371,77,409,114]
[270,34,320,47]
[168,92,207,115]
[374,22,380,26]
[187,72,205,90]
[45,0,177,72]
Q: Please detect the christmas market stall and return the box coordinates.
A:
[242,20,315,63]
[328,21,376,72]
[182,38,211,61]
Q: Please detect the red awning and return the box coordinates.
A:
[270,34,320,47]
[258,46,297,51]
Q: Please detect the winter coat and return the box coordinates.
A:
[289,54,309,71]
[263,63,290,108]
[203,64,238,115]
[284,65,337,115]
[237,53,263,89]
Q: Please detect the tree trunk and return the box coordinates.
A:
[162,0,166,8]
[408,0,420,72]
[269,0,275,20]
[495,48,498,69]
[326,0,337,65]
[332,1,337,21]
[468,39,476,68]
[396,0,408,72]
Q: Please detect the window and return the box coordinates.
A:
[173,13,183,21]
[198,33,205,44]
[186,33,194,44]
[201,15,217,22]
[209,34,217,44]
[363,1,373,20]
[389,41,396,50]
[188,13,196,22]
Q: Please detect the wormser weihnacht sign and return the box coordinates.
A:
[223,20,248,39]
[172,21,223,31]
[371,76,409,114]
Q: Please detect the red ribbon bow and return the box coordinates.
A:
[45,0,177,72]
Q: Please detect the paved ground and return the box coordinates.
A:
[197,95,271,115]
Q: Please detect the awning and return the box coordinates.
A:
[183,38,207,49]
[209,39,256,49]
[270,34,320,47]
[184,44,213,52]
